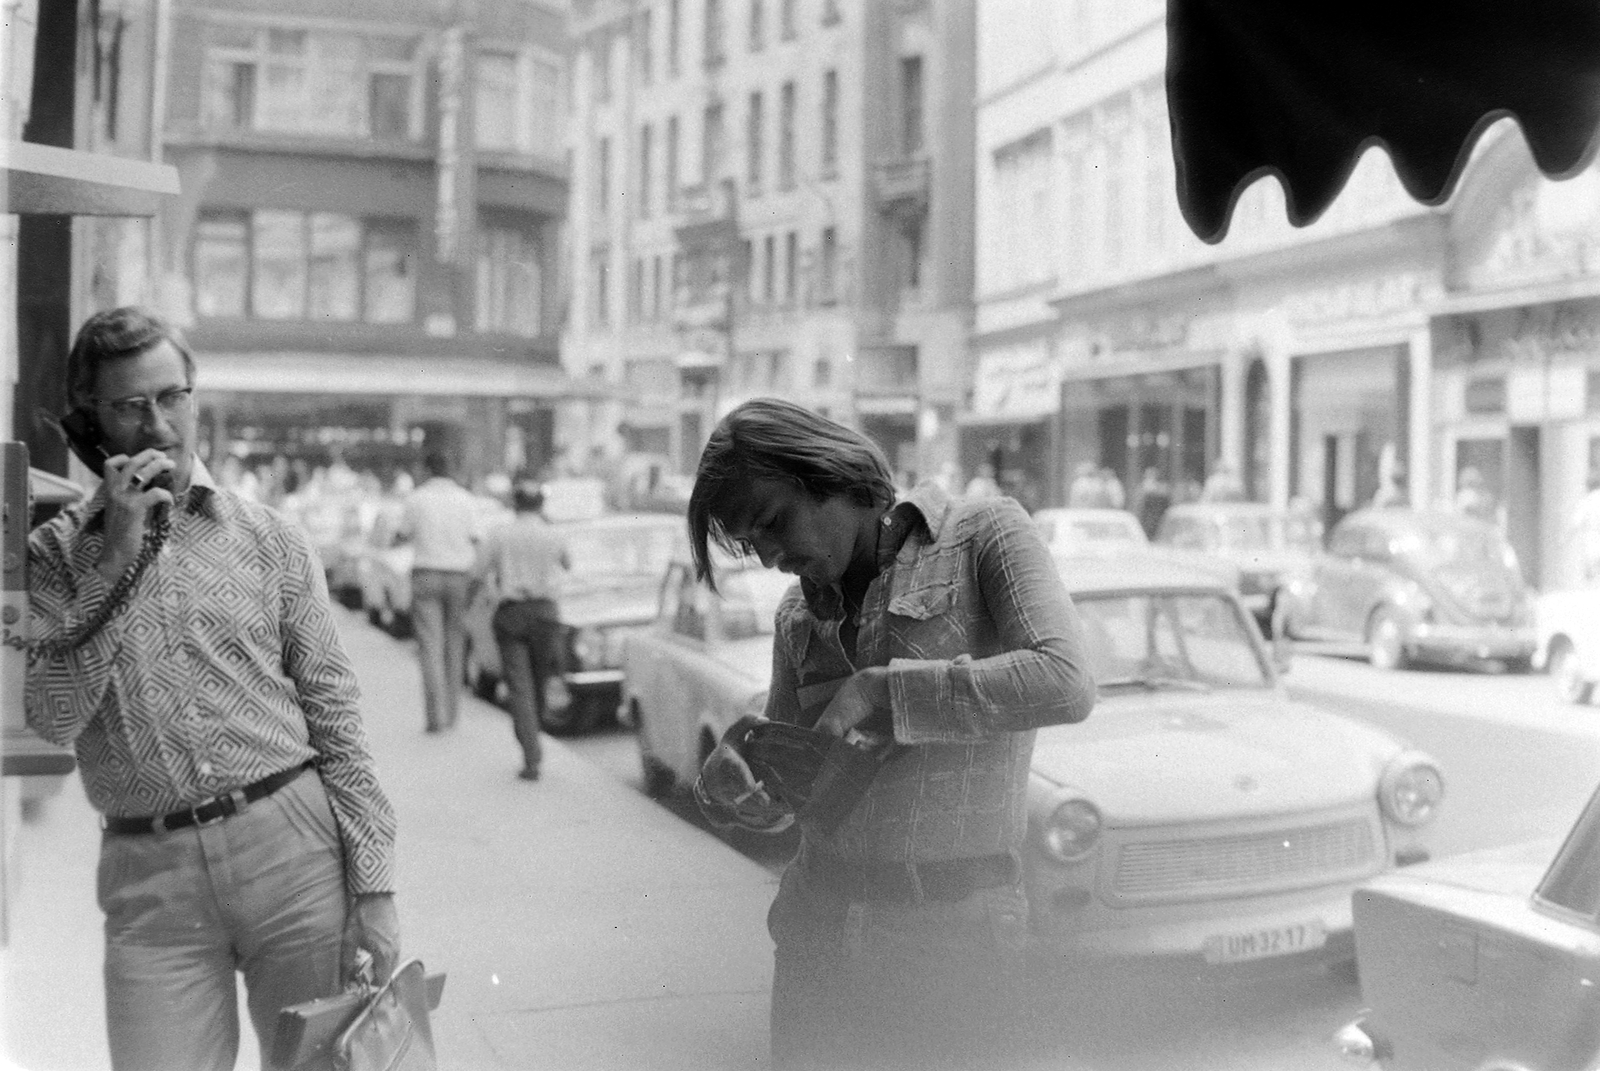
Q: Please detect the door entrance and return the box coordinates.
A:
[1505,425,1542,586]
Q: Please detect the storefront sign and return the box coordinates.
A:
[1282,272,1429,324]
[971,346,1060,421]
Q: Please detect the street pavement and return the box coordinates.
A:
[0,607,779,1071]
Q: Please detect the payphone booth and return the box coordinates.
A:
[0,136,180,942]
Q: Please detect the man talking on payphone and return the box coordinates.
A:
[23,307,400,1071]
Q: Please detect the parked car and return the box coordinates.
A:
[1154,501,1323,631]
[1533,582,1600,705]
[1026,553,1441,969]
[629,548,1444,970]
[1035,507,1244,594]
[625,554,794,797]
[463,510,686,735]
[1336,782,1600,1070]
[1274,509,1536,671]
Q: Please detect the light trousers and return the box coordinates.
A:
[410,568,472,731]
[98,769,349,1071]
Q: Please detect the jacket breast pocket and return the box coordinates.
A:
[885,585,964,654]
[887,586,954,621]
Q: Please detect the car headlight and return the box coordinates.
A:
[571,627,602,668]
[1041,798,1102,863]
[1379,753,1444,827]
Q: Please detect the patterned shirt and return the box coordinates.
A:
[767,483,1095,864]
[26,465,397,896]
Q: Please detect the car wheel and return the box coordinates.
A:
[389,610,413,640]
[1550,641,1596,705]
[1367,609,1408,671]
[539,686,601,736]
[366,606,382,628]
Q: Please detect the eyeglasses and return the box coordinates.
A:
[95,386,194,425]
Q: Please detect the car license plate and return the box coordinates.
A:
[1202,920,1326,965]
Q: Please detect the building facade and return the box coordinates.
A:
[973,0,1600,590]
[157,0,574,487]
[565,0,975,488]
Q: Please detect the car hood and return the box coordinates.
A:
[707,636,779,691]
[1374,836,1562,899]
[560,582,661,629]
[1407,560,1524,621]
[1030,690,1404,823]
[1227,549,1310,576]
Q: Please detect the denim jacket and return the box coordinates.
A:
[766,482,1095,863]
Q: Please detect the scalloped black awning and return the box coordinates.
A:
[1167,0,1600,243]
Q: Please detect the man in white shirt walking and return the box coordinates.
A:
[398,451,483,732]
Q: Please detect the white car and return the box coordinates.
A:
[1533,582,1600,704]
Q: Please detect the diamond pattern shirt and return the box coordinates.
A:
[768,483,1096,864]
[26,469,398,895]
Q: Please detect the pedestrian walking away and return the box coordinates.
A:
[472,475,571,780]
[25,306,400,1071]
[399,450,485,732]
[688,398,1096,1071]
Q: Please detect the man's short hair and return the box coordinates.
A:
[512,475,545,513]
[65,306,195,411]
[423,451,451,480]
[687,397,895,590]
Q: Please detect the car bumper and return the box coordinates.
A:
[1026,880,1357,967]
[1409,623,1536,663]
[564,669,624,691]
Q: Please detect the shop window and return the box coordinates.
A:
[1464,375,1506,414]
[194,215,249,318]
[364,221,416,324]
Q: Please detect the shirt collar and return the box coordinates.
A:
[83,456,219,533]
[797,481,951,619]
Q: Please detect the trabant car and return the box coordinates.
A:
[1154,501,1323,631]
[1026,554,1442,969]
[624,554,794,797]
[628,548,1445,970]
[1337,781,1600,1069]
[463,511,685,735]
[1533,582,1600,705]
[1275,509,1536,671]
[1036,507,1244,595]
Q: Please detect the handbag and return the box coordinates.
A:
[272,960,445,1071]
[334,959,437,1071]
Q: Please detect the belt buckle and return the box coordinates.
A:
[190,792,239,828]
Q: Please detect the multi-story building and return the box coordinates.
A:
[566,0,975,487]
[156,0,573,486]
[974,0,1600,589]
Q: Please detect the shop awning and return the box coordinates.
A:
[198,352,613,399]
[1167,0,1600,244]
[1,139,180,216]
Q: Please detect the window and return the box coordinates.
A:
[778,81,796,189]
[194,215,249,318]
[781,0,797,39]
[784,230,798,303]
[705,0,725,67]
[741,238,756,304]
[900,56,923,155]
[639,124,654,218]
[823,0,841,25]
[814,356,831,387]
[763,234,776,303]
[702,100,724,183]
[991,131,1053,292]
[203,24,419,139]
[476,51,564,153]
[749,0,764,51]
[591,245,611,326]
[198,210,414,323]
[594,35,612,104]
[1587,369,1599,413]
[652,255,663,319]
[666,115,680,211]
[597,136,611,215]
[821,69,838,176]
[476,221,542,335]
[1464,375,1507,414]
[638,8,654,85]
[747,90,764,194]
[1142,110,1171,258]
[819,226,837,303]
[668,0,681,76]
[630,257,645,322]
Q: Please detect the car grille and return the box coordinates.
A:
[1109,817,1381,904]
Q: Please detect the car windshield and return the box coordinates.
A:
[717,569,794,640]
[1535,784,1600,919]
[1214,514,1323,553]
[567,522,683,584]
[1076,591,1271,692]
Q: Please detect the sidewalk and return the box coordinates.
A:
[1,608,779,1071]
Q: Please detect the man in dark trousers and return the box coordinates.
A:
[26,306,399,1071]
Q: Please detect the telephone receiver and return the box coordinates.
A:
[58,408,173,492]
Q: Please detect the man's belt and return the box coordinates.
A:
[807,851,1019,904]
[104,761,313,836]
